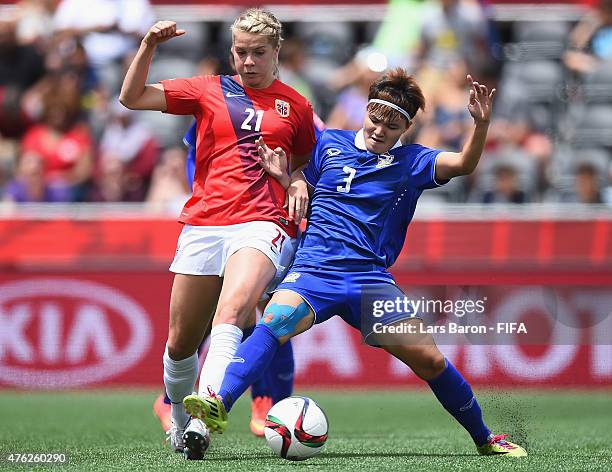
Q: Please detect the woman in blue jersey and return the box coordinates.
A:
[184,68,527,457]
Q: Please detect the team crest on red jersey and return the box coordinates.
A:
[275,99,290,117]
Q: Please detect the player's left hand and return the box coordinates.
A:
[256,137,290,187]
[467,75,496,124]
[285,172,309,224]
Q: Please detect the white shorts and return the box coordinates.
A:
[170,221,296,294]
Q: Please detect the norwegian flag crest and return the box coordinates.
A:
[275,99,290,117]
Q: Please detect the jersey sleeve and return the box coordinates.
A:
[303,129,326,187]
[160,75,210,116]
[290,101,316,157]
[412,145,449,190]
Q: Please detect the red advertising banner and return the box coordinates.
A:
[0,216,610,389]
[1,218,611,271]
[0,272,610,390]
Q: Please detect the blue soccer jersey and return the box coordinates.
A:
[295,128,447,271]
[183,121,197,189]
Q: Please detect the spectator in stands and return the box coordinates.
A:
[20,83,93,201]
[53,0,153,68]
[417,59,473,151]
[53,0,154,94]
[415,0,494,95]
[481,164,527,204]
[326,47,387,130]
[88,156,129,202]
[564,0,612,75]
[573,162,604,204]
[372,0,428,69]
[3,153,69,202]
[0,18,46,138]
[279,37,318,109]
[97,99,158,201]
[145,146,190,212]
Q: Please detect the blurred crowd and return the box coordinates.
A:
[0,0,611,207]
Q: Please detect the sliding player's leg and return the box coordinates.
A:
[377,318,526,456]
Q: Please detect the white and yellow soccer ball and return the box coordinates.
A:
[264,396,328,461]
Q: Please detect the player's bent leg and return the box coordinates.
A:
[186,290,313,434]
[380,319,526,457]
[197,248,277,398]
[164,274,221,453]
[214,247,278,328]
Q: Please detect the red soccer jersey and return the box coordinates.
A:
[161,74,316,237]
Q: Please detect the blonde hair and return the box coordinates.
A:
[231,8,283,48]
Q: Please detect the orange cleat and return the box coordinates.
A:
[153,393,172,432]
[249,396,273,437]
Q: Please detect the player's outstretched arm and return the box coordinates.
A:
[434,75,496,181]
[119,21,186,111]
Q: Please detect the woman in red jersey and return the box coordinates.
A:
[119,8,315,458]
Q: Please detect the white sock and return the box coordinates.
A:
[163,345,198,428]
[198,323,243,396]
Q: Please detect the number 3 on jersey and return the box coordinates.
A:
[241,108,264,131]
[337,166,356,193]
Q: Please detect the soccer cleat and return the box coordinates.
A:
[249,396,273,437]
[183,388,228,434]
[477,434,527,457]
[166,419,188,453]
[182,418,211,460]
[153,394,172,432]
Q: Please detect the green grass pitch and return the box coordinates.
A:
[0,389,610,471]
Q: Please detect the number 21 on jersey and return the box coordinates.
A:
[337,166,356,193]
[241,108,264,131]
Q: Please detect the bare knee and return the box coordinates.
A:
[166,330,198,360]
[214,303,253,328]
[412,350,446,381]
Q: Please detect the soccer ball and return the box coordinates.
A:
[264,396,328,461]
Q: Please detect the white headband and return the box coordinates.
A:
[368,99,413,122]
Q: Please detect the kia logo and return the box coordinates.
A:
[0,278,152,389]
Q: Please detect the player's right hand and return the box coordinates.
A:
[143,21,185,46]
[285,172,309,224]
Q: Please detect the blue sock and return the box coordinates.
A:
[427,359,491,446]
[243,325,270,400]
[267,340,294,403]
[243,326,294,403]
[219,324,279,412]
[251,369,274,400]
[163,392,171,405]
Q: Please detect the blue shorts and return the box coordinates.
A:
[274,265,416,343]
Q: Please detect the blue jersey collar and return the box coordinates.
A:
[354,129,402,153]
